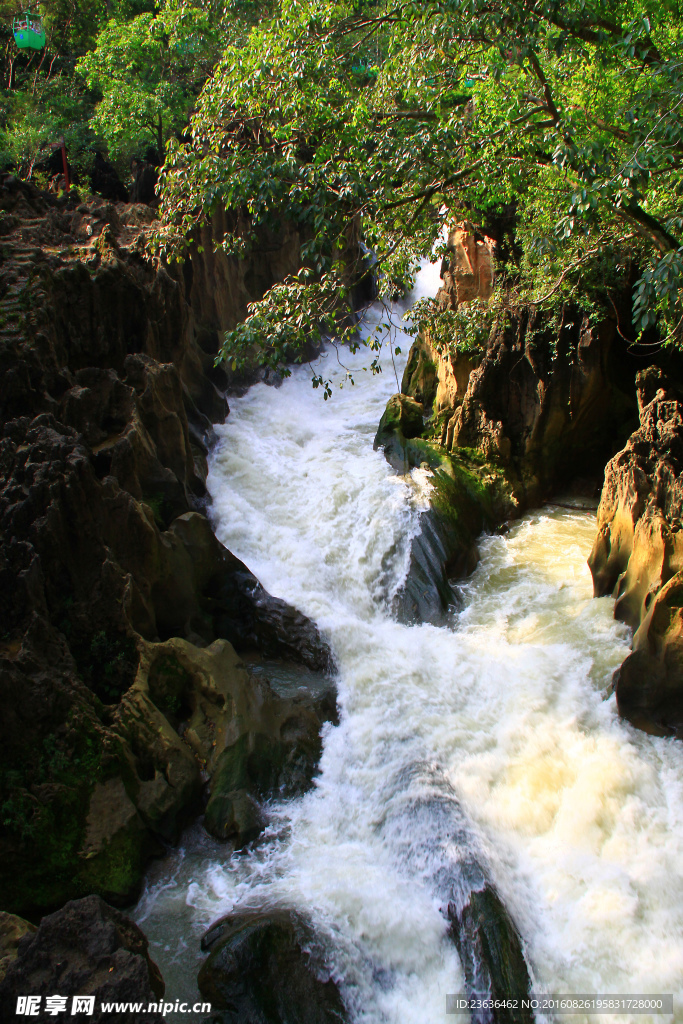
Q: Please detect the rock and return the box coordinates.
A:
[120,636,335,847]
[0,895,166,1023]
[77,778,154,904]
[374,396,510,623]
[447,886,533,1024]
[438,223,496,309]
[203,699,326,845]
[198,910,347,1024]
[589,367,683,736]
[0,180,334,915]
[0,913,36,983]
[374,225,657,623]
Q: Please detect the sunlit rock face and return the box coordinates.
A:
[437,222,496,311]
[589,366,683,737]
[376,225,639,624]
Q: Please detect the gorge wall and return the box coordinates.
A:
[589,367,683,738]
[0,176,334,916]
[376,224,683,735]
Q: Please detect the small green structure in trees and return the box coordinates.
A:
[13,8,46,50]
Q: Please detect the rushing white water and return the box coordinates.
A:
[134,264,683,1024]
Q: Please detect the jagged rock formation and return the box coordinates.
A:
[375,223,650,621]
[198,910,347,1024]
[589,367,683,736]
[437,223,495,309]
[0,175,333,915]
[0,896,166,1023]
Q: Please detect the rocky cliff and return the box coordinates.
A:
[375,223,644,622]
[0,175,334,916]
[589,367,683,737]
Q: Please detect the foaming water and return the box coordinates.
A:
[134,265,683,1023]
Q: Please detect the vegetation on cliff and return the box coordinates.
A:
[149,0,683,384]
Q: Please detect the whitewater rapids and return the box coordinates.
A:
[135,263,683,1024]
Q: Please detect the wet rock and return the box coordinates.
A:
[374,393,426,473]
[447,886,533,1024]
[198,909,347,1024]
[203,699,327,845]
[589,367,683,736]
[0,895,166,1023]
[0,913,36,983]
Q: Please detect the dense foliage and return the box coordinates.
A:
[151,0,683,382]
[0,0,253,184]
[2,0,683,379]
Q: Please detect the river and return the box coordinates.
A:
[134,262,683,1023]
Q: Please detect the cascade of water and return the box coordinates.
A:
[134,261,683,1024]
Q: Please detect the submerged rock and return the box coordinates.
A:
[447,886,533,1024]
[198,909,346,1024]
[0,895,166,1023]
[589,367,683,736]
[378,764,534,1023]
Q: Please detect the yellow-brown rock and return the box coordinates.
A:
[589,366,683,736]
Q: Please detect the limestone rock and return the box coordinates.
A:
[0,896,165,1023]
[589,367,683,735]
[375,227,643,625]
[438,223,495,309]
[0,177,333,915]
[198,909,347,1024]
[0,913,36,983]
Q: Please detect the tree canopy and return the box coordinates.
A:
[153,0,683,384]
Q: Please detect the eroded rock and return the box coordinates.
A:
[0,178,334,915]
[0,913,35,983]
[0,895,165,1023]
[589,367,683,736]
[198,909,347,1024]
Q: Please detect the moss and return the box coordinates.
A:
[78,820,147,903]
[401,333,439,411]
[147,653,193,723]
[0,715,143,915]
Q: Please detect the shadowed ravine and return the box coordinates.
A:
[133,264,683,1024]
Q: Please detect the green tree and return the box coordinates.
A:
[155,0,683,384]
[77,0,226,159]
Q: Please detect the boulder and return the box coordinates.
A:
[198,910,346,1024]
[447,886,533,1024]
[0,895,165,1023]
[589,367,683,736]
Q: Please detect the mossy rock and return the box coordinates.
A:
[401,340,438,410]
[374,394,428,473]
[204,720,323,845]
